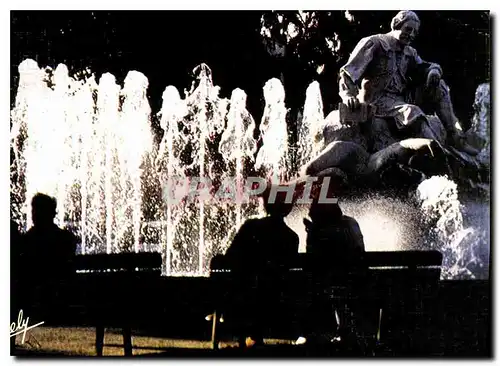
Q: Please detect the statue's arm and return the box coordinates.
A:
[411,51,443,81]
[339,37,378,102]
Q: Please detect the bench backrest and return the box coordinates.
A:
[363,250,442,268]
[211,250,442,272]
[74,252,162,273]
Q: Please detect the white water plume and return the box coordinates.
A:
[219,88,259,231]
[255,78,290,183]
[416,176,489,279]
[297,81,325,172]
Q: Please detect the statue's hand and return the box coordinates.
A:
[346,96,360,111]
[426,69,441,88]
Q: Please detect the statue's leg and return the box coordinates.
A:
[371,117,398,152]
[420,80,479,153]
[420,80,462,139]
[366,138,449,188]
[303,141,370,177]
[435,80,462,132]
[415,115,446,145]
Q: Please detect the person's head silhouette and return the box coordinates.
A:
[308,199,343,224]
[31,193,57,227]
[260,188,294,219]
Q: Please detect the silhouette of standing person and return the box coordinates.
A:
[21,193,79,321]
[224,189,299,347]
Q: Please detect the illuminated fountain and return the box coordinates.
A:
[11,62,155,254]
[10,59,489,279]
[156,64,260,275]
[10,60,265,276]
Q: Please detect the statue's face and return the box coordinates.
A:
[395,19,420,45]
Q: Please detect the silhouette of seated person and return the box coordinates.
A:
[304,200,365,263]
[21,193,79,314]
[303,199,366,345]
[224,190,299,347]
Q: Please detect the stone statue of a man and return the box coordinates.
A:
[339,10,466,152]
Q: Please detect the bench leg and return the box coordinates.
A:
[10,334,17,355]
[376,308,383,342]
[95,325,104,356]
[211,311,219,350]
[123,327,133,356]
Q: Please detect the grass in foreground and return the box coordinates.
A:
[13,326,294,356]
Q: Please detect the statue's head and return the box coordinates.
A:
[390,10,420,46]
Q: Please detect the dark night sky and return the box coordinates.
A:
[10,11,270,120]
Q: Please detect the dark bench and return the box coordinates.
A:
[73,252,162,356]
[28,252,163,356]
[18,249,442,355]
[208,250,443,352]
